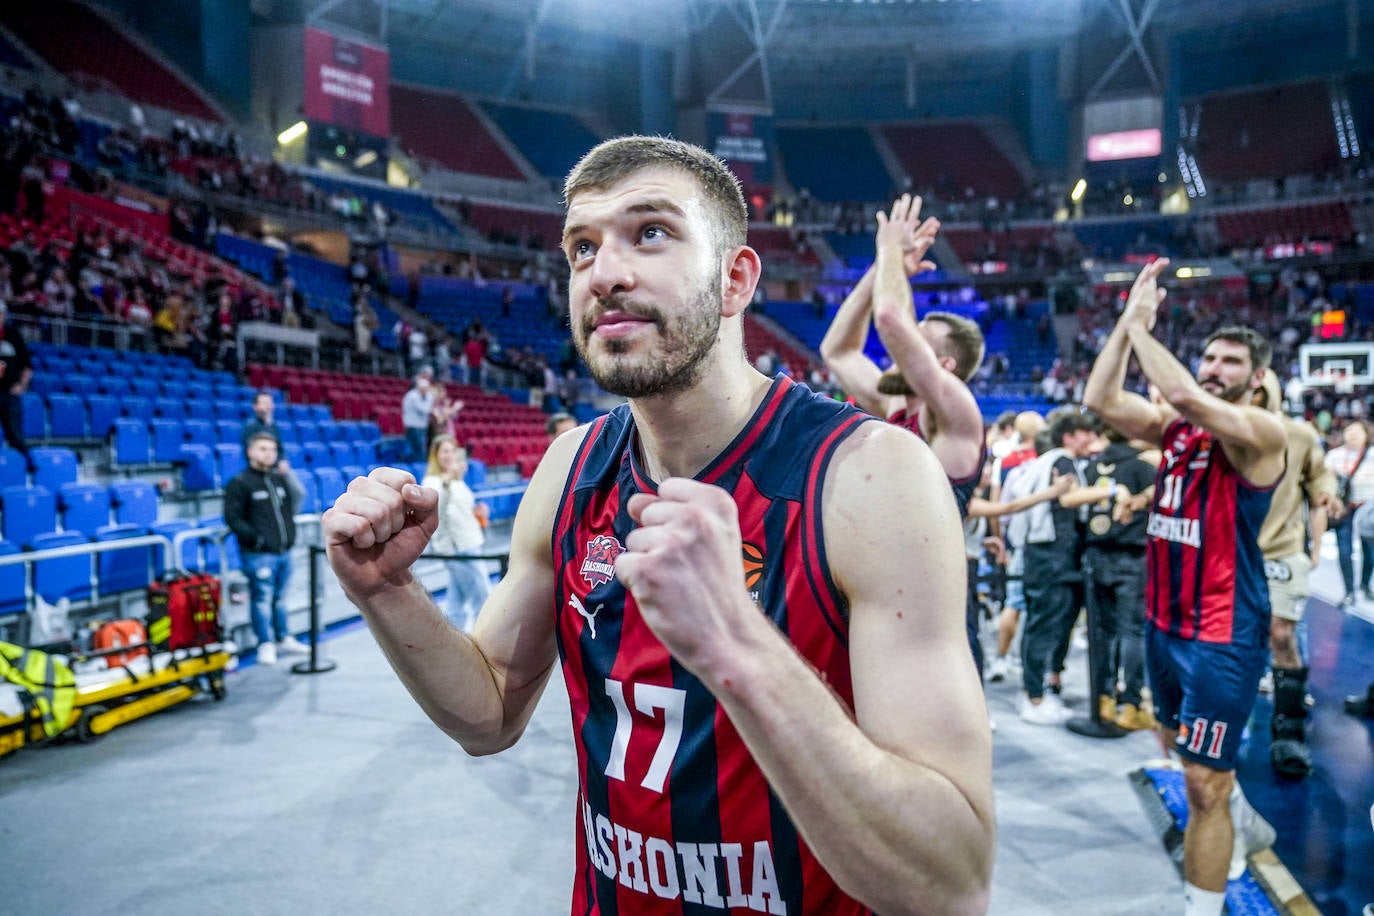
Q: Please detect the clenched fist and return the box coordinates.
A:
[323,467,440,603]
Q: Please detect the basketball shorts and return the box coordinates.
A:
[1264,552,1310,623]
[1146,626,1267,770]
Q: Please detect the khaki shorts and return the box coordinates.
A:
[1265,553,1311,623]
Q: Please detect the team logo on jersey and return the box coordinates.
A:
[580,534,625,588]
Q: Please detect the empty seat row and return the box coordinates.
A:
[176,441,379,492]
[0,479,159,549]
[112,418,381,469]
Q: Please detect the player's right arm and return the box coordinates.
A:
[1082,260,1174,445]
[322,429,586,755]
[818,266,891,417]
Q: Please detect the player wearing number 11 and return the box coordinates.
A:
[1083,258,1286,916]
[323,137,992,915]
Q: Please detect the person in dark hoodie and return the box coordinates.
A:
[224,432,307,665]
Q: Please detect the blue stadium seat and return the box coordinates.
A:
[151,418,186,463]
[130,379,161,400]
[465,458,487,488]
[87,394,121,438]
[63,374,98,397]
[46,393,87,438]
[213,401,248,423]
[292,469,319,514]
[295,420,321,444]
[21,392,45,439]
[30,447,78,491]
[339,464,366,485]
[216,420,242,446]
[120,395,154,421]
[356,422,382,442]
[32,531,91,603]
[282,443,303,467]
[309,405,331,424]
[196,515,241,573]
[2,485,57,548]
[149,519,195,578]
[187,382,213,402]
[215,444,246,482]
[153,397,188,420]
[313,467,345,509]
[0,539,25,617]
[329,442,356,467]
[300,441,331,471]
[183,418,215,448]
[95,524,153,594]
[112,418,150,465]
[58,482,111,539]
[95,375,131,397]
[179,443,218,491]
[276,421,299,445]
[0,448,27,488]
[351,439,378,464]
[109,479,159,527]
[320,422,349,443]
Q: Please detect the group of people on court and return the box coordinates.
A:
[320,136,1341,915]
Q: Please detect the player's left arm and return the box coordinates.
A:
[1126,325,1286,483]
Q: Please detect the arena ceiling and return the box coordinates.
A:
[297,0,1355,111]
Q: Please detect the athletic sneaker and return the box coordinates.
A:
[1098,694,1117,722]
[257,641,277,666]
[1257,671,1273,694]
[987,655,1011,683]
[1114,703,1157,731]
[278,635,309,655]
[1019,695,1071,726]
[1229,789,1277,880]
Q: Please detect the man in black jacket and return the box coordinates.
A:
[224,432,306,665]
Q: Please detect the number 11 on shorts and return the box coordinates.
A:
[1183,716,1227,759]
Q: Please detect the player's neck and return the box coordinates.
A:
[629,360,773,482]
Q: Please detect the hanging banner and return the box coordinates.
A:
[708,110,774,191]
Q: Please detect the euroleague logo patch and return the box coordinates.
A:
[742,541,765,591]
[580,534,625,588]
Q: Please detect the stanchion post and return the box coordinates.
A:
[292,545,337,675]
[1066,579,1127,739]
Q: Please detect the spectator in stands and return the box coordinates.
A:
[0,302,33,465]
[546,412,577,442]
[402,368,437,461]
[123,286,153,351]
[242,391,283,453]
[223,432,308,666]
[406,321,430,377]
[208,293,237,371]
[39,267,74,319]
[433,334,453,382]
[353,296,378,356]
[420,435,490,631]
[429,387,463,442]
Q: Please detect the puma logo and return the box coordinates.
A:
[568,594,605,639]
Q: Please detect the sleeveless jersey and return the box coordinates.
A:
[887,407,983,518]
[553,376,877,916]
[1145,418,1277,645]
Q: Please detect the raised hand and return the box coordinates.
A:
[1122,258,1171,332]
[614,478,757,677]
[324,467,440,602]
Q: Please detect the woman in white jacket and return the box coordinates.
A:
[421,435,491,630]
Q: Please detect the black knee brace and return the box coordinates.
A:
[1271,666,1313,779]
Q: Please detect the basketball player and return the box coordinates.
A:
[323,137,993,914]
[1253,369,1338,779]
[1084,258,1287,916]
[820,194,988,674]
[818,194,985,518]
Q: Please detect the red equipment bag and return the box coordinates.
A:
[146,573,222,651]
[93,619,149,668]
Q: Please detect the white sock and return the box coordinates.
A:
[1184,882,1226,916]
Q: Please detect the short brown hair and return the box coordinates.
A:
[1204,326,1272,372]
[563,136,748,252]
[924,311,985,382]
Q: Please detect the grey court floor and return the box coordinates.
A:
[11,535,1374,914]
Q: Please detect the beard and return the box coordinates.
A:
[876,367,914,396]
[573,272,722,399]
[1199,376,1249,403]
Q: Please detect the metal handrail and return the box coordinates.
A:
[0,534,175,613]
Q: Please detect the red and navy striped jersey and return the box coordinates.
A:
[1144,418,1278,644]
[553,376,878,915]
[887,407,983,518]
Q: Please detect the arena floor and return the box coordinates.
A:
[3,538,1371,915]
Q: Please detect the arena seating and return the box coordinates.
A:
[775,127,893,203]
[465,203,564,252]
[881,122,1025,200]
[942,225,1058,264]
[1213,200,1354,248]
[413,275,564,361]
[305,174,459,238]
[481,103,600,181]
[391,84,526,181]
[0,1,221,122]
[748,225,821,269]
